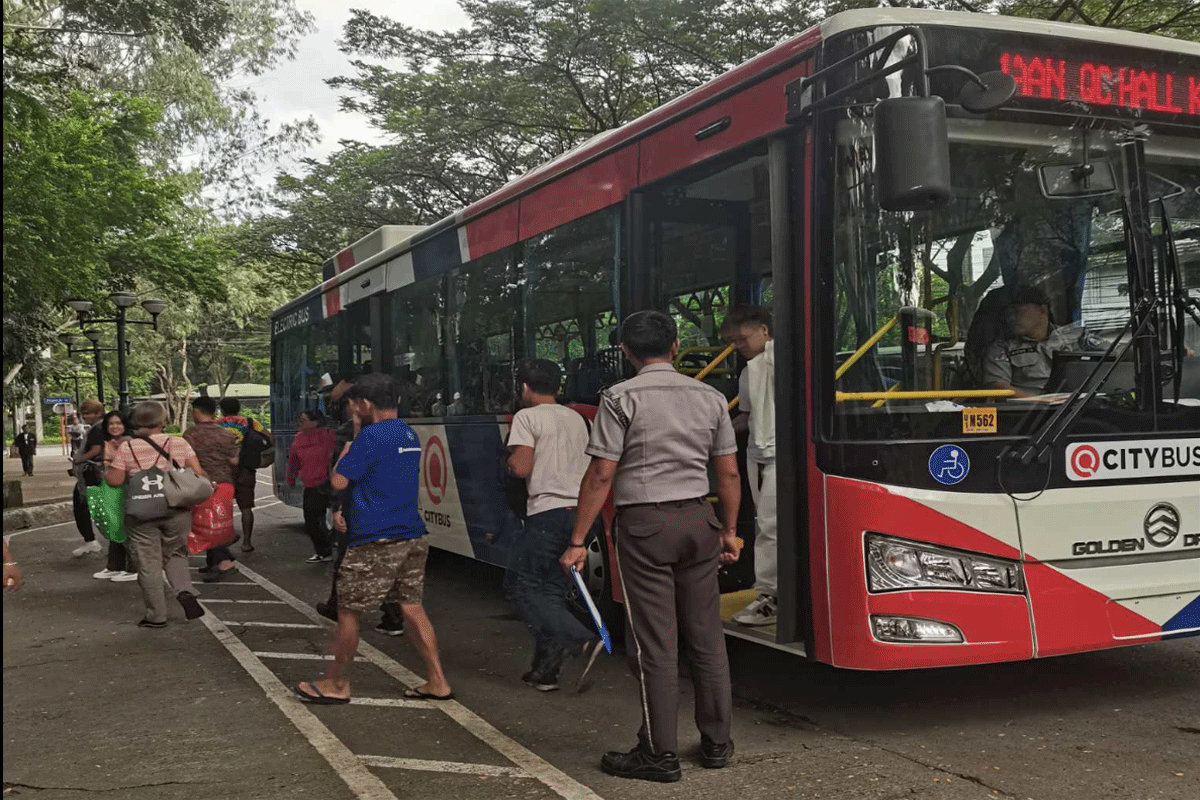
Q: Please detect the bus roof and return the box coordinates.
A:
[273,7,1198,321]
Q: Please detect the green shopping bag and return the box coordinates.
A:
[86,483,127,544]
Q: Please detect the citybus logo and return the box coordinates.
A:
[1069,445,1101,478]
[1065,439,1200,482]
[423,435,448,505]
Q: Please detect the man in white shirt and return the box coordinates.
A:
[722,308,778,627]
[507,359,601,691]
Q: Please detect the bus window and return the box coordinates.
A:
[392,276,446,417]
[648,145,771,397]
[826,112,1197,439]
[524,208,620,405]
[447,250,516,415]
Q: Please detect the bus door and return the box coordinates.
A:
[636,144,790,640]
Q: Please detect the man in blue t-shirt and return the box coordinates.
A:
[295,373,453,705]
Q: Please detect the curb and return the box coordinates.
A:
[2,500,74,533]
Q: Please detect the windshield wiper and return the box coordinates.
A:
[1011,199,1159,466]
[1159,200,1200,405]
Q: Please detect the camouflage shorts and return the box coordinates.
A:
[338,537,429,612]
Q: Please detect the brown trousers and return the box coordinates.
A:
[615,499,732,755]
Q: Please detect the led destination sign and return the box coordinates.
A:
[999,51,1199,116]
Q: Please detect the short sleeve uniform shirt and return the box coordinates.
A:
[587,363,737,506]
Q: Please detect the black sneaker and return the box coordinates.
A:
[374,618,405,636]
[203,565,238,583]
[315,601,338,622]
[600,745,681,783]
[700,736,734,768]
[521,671,559,692]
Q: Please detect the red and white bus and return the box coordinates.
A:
[272,9,1200,669]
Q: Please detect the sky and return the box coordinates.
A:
[253,0,470,171]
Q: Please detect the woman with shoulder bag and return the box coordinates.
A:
[105,401,211,628]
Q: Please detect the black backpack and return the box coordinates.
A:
[239,419,274,470]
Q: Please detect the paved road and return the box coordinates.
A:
[4,486,1197,800]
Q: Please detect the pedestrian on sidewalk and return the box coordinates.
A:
[296,373,450,705]
[69,401,106,558]
[315,376,405,637]
[560,311,742,782]
[184,398,240,583]
[722,307,778,628]
[286,409,335,563]
[105,401,207,628]
[15,425,37,476]
[506,359,602,692]
[218,398,273,553]
[91,410,139,581]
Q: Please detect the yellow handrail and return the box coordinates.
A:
[837,389,1014,402]
[870,383,902,409]
[728,396,739,410]
[835,316,898,381]
[676,344,736,380]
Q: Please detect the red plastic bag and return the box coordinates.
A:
[188,483,236,554]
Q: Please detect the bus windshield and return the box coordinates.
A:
[827,113,1200,441]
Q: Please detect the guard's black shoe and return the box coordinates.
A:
[374,617,405,636]
[600,745,681,782]
[521,671,559,692]
[700,736,734,768]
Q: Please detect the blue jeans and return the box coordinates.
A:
[507,507,596,678]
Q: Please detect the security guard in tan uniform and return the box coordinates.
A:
[560,310,742,783]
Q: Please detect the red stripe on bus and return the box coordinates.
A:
[639,66,806,186]
[518,147,638,241]
[464,201,519,261]
[336,248,355,273]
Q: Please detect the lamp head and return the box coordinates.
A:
[82,329,103,344]
[108,291,137,308]
[58,332,77,346]
[66,298,94,314]
[140,298,167,316]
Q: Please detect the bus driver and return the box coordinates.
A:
[979,285,1074,398]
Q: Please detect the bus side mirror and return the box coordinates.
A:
[874,96,952,212]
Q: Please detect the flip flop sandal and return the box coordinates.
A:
[403,688,455,701]
[295,683,350,705]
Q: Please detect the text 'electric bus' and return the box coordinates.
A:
[272,9,1200,669]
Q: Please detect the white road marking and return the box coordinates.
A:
[236,564,608,800]
[197,614,401,800]
[200,598,287,604]
[4,520,75,540]
[349,697,431,709]
[253,651,368,662]
[221,620,323,629]
[358,755,529,778]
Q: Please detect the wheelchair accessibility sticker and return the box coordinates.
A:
[929,445,970,486]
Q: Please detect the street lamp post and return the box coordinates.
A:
[64,295,167,413]
[59,331,107,406]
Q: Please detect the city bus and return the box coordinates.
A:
[271,8,1200,669]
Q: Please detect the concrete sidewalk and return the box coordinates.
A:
[4,447,79,533]
[2,521,358,800]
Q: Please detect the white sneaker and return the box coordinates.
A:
[73,541,102,557]
[732,593,777,627]
[112,572,139,582]
[92,569,123,580]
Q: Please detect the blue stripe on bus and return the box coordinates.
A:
[412,228,464,282]
[445,422,522,565]
[1162,594,1200,634]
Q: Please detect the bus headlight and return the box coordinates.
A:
[866,534,1024,594]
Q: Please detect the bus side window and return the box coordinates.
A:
[524,208,619,406]
[447,251,515,415]
[392,276,446,417]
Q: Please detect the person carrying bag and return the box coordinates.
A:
[105,401,210,628]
